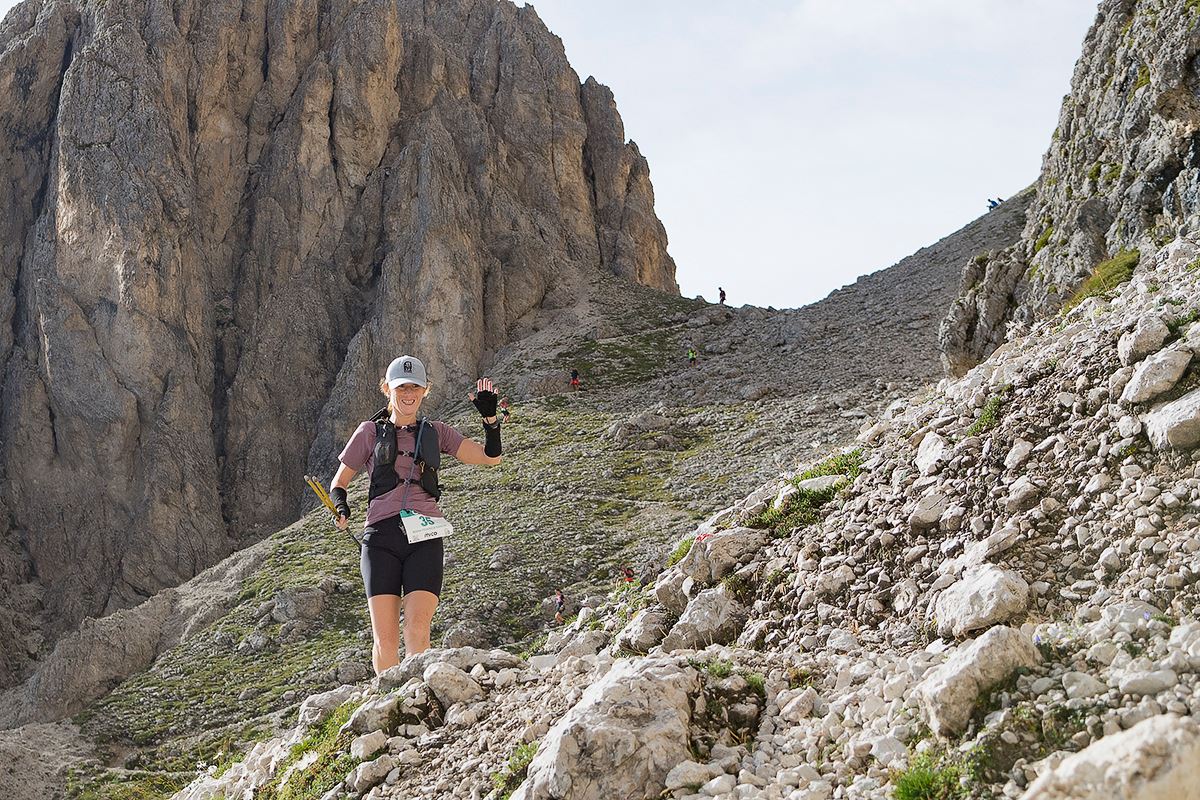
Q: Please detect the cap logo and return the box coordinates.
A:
[403,361,413,373]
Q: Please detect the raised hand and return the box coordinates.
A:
[469,377,499,419]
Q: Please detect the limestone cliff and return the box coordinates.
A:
[940,0,1200,376]
[0,0,676,687]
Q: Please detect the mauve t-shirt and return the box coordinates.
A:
[338,419,465,526]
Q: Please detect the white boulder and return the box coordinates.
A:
[1021,714,1200,799]
[934,565,1030,637]
[917,626,1038,737]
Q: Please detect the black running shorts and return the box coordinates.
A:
[360,514,445,598]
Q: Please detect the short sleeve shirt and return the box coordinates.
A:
[338,419,465,526]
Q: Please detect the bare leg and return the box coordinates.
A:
[402,590,439,656]
[367,594,403,675]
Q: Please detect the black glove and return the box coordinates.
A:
[472,389,499,418]
[483,421,502,457]
[330,487,351,520]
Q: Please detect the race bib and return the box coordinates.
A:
[399,510,455,543]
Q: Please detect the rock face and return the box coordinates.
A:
[1022,715,1200,800]
[940,0,1200,375]
[0,0,677,687]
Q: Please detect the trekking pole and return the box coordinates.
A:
[304,475,361,545]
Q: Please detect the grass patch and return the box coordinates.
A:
[689,656,733,679]
[1102,163,1123,183]
[67,770,192,800]
[491,741,538,800]
[1063,249,1139,313]
[1167,309,1200,337]
[965,390,1009,437]
[256,701,363,800]
[1087,162,1101,182]
[891,751,964,800]
[746,485,839,535]
[667,537,694,567]
[796,448,865,482]
[743,672,766,698]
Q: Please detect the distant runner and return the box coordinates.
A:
[499,396,512,424]
[554,589,566,625]
[687,347,697,367]
[569,368,582,391]
[329,355,504,674]
[718,287,726,305]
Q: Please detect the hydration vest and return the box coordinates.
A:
[368,407,442,502]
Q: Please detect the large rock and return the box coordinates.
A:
[1118,317,1171,367]
[934,565,1029,637]
[659,586,747,652]
[1144,389,1200,450]
[917,626,1039,737]
[613,609,671,655]
[1120,348,1192,405]
[422,662,484,708]
[0,0,678,687]
[379,647,523,690]
[676,528,768,585]
[1021,715,1200,800]
[511,658,699,800]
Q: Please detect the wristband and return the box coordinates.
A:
[330,487,351,519]
[483,421,502,457]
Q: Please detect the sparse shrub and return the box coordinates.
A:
[689,656,733,679]
[1102,163,1123,183]
[1087,162,1102,181]
[721,572,755,603]
[1063,249,1139,312]
[744,672,766,698]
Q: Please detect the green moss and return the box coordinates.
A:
[1033,225,1054,254]
[1087,162,1102,181]
[1134,65,1150,91]
[1063,249,1139,312]
[1102,163,1123,183]
[491,741,538,800]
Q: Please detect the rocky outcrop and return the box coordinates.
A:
[1022,714,1200,800]
[0,0,677,687]
[941,0,1200,375]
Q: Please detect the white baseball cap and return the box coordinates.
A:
[385,355,427,388]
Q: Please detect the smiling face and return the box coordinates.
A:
[388,382,429,417]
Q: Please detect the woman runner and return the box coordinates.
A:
[329,355,503,674]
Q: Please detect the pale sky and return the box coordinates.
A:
[526,0,1100,308]
[0,0,1099,309]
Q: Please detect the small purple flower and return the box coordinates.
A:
[1034,634,1042,645]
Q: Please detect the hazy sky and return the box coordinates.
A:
[0,0,1099,308]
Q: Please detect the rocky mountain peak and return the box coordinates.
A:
[940,0,1200,376]
[0,0,675,687]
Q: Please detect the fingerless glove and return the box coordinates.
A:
[472,389,499,418]
[330,487,351,519]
